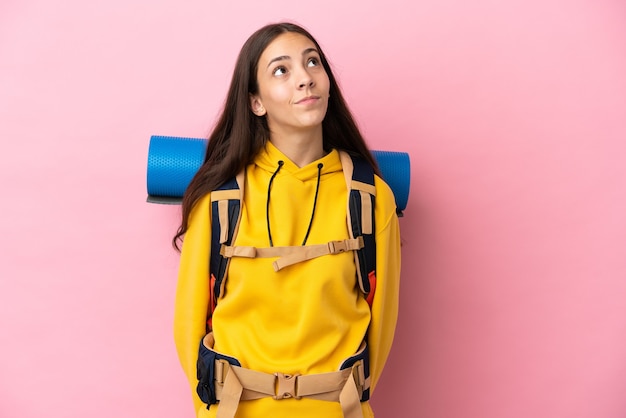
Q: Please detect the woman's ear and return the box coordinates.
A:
[249,94,266,116]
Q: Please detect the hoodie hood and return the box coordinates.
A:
[254,140,344,182]
[253,140,344,247]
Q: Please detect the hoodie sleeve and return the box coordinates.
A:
[173,194,212,416]
[367,177,402,394]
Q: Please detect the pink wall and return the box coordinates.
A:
[1,0,625,417]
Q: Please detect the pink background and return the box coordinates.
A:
[1,0,625,417]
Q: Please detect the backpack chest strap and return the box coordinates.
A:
[220,237,364,271]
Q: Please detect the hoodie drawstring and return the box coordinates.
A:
[266,162,324,247]
[266,160,284,247]
[301,163,323,245]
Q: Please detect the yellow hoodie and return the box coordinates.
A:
[174,142,401,418]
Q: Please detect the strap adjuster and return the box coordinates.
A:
[215,359,231,385]
[351,361,365,394]
[273,372,301,400]
[328,240,347,254]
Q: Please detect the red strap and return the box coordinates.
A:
[365,271,376,307]
[207,274,217,329]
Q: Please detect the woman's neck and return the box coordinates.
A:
[268,126,325,167]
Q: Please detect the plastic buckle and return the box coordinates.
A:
[273,372,301,400]
[328,240,347,254]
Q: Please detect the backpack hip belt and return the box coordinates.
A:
[197,333,370,418]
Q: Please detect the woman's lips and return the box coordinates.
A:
[295,95,320,105]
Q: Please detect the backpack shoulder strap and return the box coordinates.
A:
[208,170,245,329]
[207,152,378,329]
[339,151,377,307]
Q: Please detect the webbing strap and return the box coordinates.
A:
[220,237,364,271]
[211,189,241,201]
[215,361,276,400]
[214,363,365,418]
[211,176,246,245]
[359,190,373,235]
[340,373,363,418]
[351,180,376,196]
[338,151,376,296]
[216,371,243,418]
[217,200,229,243]
[209,171,245,314]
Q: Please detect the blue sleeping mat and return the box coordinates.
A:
[147,135,410,214]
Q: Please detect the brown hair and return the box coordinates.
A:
[173,22,379,250]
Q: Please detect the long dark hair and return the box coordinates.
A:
[173,22,379,250]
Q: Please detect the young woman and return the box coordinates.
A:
[173,22,401,418]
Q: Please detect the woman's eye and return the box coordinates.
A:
[273,66,287,76]
[307,58,319,67]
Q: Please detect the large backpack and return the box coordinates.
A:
[206,151,377,329]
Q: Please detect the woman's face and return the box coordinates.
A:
[250,32,330,136]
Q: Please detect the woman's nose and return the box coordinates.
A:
[298,79,314,89]
[297,70,315,89]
